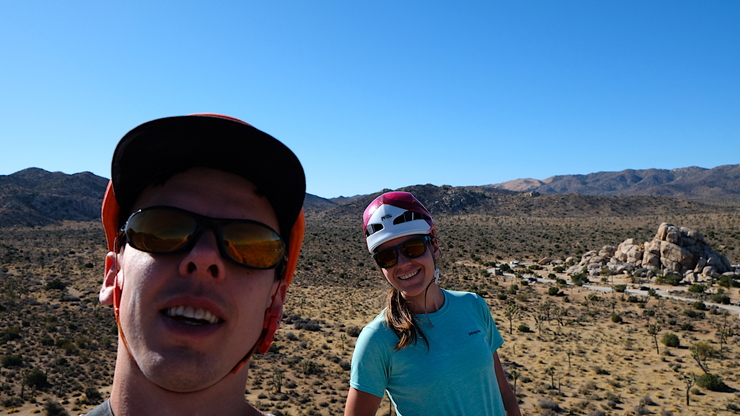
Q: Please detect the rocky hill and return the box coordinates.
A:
[0,168,109,227]
[488,164,740,202]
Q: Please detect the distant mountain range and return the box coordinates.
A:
[1,164,738,227]
[487,165,740,201]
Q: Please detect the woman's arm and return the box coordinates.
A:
[344,387,383,416]
[494,352,521,416]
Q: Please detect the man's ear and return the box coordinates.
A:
[99,252,120,305]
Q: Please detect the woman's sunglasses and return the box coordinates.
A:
[373,235,431,269]
[121,206,286,270]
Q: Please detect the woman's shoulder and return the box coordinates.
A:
[443,289,483,302]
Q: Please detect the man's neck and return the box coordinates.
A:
[108,357,259,416]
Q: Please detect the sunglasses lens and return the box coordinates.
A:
[401,237,427,258]
[126,209,195,253]
[222,223,285,269]
[374,249,397,269]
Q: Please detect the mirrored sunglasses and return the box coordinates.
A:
[373,235,431,269]
[121,206,286,269]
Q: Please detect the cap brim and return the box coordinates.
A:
[111,115,305,239]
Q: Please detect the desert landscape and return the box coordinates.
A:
[1,181,740,415]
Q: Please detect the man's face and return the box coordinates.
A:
[112,167,283,392]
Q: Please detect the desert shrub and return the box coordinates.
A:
[45,279,67,290]
[627,295,640,303]
[639,395,656,406]
[692,301,707,310]
[571,273,588,286]
[497,293,508,301]
[718,275,738,288]
[25,368,47,389]
[711,294,731,304]
[548,287,560,296]
[1,326,21,342]
[537,398,560,411]
[2,396,24,408]
[1,354,22,368]
[680,322,694,331]
[688,284,707,294]
[696,373,729,392]
[553,266,565,273]
[611,314,623,323]
[682,309,705,319]
[517,324,530,332]
[347,326,362,338]
[43,398,68,416]
[613,284,627,292]
[588,410,606,416]
[634,405,650,415]
[528,264,543,270]
[656,273,682,286]
[661,333,680,348]
[578,381,598,395]
[84,386,103,404]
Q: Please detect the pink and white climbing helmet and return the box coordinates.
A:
[363,191,435,253]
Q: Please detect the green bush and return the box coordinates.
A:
[613,284,627,293]
[548,287,560,296]
[571,273,588,286]
[718,275,738,288]
[682,309,705,319]
[24,368,47,389]
[553,266,565,273]
[696,373,729,392]
[656,273,682,286]
[688,284,707,294]
[45,278,67,291]
[517,324,530,332]
[1,354,22,368]
[711,294,731,304]
[661,333,680,348]
[611,314,623,323]
[692,301,707,310]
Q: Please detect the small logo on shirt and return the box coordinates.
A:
[468,330,482,336]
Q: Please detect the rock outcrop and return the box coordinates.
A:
[570,223,734,282]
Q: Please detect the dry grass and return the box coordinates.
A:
[1,203,740,415]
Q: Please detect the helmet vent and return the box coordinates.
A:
[366,223,384,237]
[393,211,431,225]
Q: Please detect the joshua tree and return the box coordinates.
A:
[647,323,661,355]
[503,302,521,335]
[509,370,519,396]
[545,366,556,389]
[681,372,696,406]
[690,341,715,374]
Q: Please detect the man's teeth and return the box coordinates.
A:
[165,306,219,324]
[398,270,420,280]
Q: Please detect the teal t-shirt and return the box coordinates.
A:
[349,290,506,416]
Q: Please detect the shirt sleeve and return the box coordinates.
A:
[476,295,504,353]
[349,324,392,398]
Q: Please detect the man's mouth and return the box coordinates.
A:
[163,306,222,325]
[398,270,420,281]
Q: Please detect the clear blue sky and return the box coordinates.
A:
[1,1,738,198]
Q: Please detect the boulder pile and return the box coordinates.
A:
[568,222,734,282]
